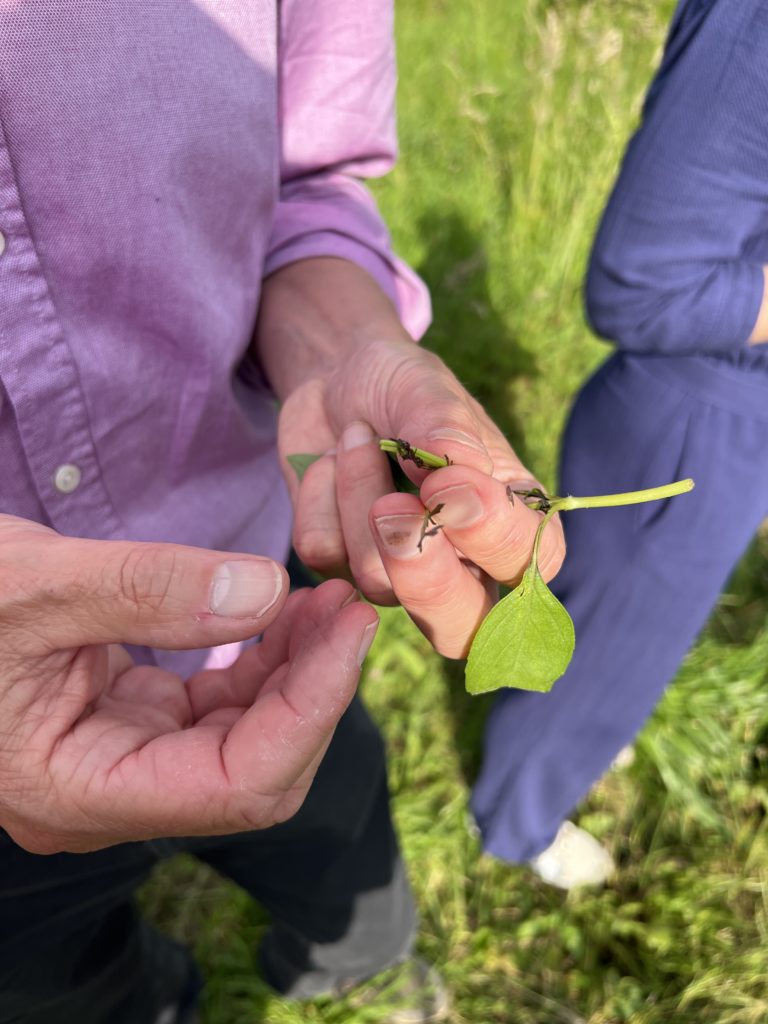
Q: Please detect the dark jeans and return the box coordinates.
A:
[0,696,416,1023]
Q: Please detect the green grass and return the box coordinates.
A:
[140,1,768,1020]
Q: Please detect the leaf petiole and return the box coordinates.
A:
[378,438,451,469]
[551,478,694,513]
[377,440,695,514]
[531,507,557,566]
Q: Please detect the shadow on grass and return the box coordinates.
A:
[439,656,496,788]
[709,530,768,647]
[414,210,539,468]
[140,855,273,1024]
[413,211,544,786]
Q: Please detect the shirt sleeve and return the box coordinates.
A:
[584,0,768,357]
[263,0,431,341]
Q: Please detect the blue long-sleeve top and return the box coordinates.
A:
[585,0,768,359]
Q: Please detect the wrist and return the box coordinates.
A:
[253,257,412,402]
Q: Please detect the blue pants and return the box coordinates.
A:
[472,352,768,861]
[472,0,768,862]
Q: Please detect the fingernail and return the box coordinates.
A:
[357,620,379,666]
[342,421,375,451]
[426,427,487,454]
[505,477,541,492]
[210,561,283,618]
[428,484,484,529]
[373,514,425,560]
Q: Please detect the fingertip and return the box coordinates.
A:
[356,618,379,666]
[312,576,359,611]
[329,599,380,667]
[292,452,346,573]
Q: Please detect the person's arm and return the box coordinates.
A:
[0,515,377,853]
[255,0,564,658]
[262,0,430,345]
[255,0,563,658]
[585,2,768,357]
[255,256,565,660]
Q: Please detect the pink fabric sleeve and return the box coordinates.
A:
[263,0,431,340]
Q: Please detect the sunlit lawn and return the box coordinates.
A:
[141,1,768,1020]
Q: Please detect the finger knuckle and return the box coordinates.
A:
[0,532,58,614]
[113,545,177,619]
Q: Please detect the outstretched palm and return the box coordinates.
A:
[0,517,376,854]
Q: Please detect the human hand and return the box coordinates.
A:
[278,337,565,658]
[0,516,377,853]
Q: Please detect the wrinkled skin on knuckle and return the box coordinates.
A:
[327,339,453,433]
[399,572,469,616]
[387,363,471,435]
[112,545,180,622]
[0,607,55,662]
[0,547,72,640]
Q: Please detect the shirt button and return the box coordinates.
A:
[54,463,82,494]
[0,230,6,257]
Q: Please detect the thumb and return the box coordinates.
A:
[0,517,288,654]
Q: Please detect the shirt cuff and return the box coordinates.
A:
[264,177,432,341]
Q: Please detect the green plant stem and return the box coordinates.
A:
[378,439,451,469]
[377,437,695,515]
[531,508,557,569]
[551,478,694,513]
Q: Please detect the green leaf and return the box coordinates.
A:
[465,562,575,695]
[286,452,323,481]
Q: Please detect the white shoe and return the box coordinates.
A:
[528,821,615,889]
[611,745,635,770]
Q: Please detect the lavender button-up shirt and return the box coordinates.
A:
[0,1,429,674]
